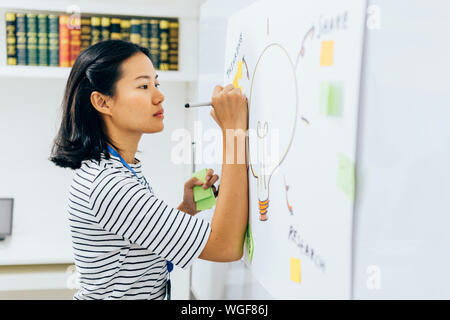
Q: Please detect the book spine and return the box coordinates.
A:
[159,18,170,71]
[168,18,179,71]
[120,19,131,42]
[90,17,101,45]
[16,13,27,65]
[148,18,160,69]
[48,14,59,66]
[80,17,91,52]
[110,18,121,40]
[26,13,38,66]
[37,14,48,66]
[59,15,70,67]
[140,18,149,48]
[101,17,110,41]
[130,18,141,45]
[69,15,81,66]
[6,12,17,65]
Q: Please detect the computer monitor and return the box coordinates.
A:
[0,198,13,237]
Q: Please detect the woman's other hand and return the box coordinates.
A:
[178,169,219,215]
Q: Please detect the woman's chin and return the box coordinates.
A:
[146,123,164,133]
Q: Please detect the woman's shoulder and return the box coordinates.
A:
[73,153,150,194]
[74,154,121,182]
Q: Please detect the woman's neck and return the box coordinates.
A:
[107,132,142,165]
[113,146,137,164]
[107,127,142,164]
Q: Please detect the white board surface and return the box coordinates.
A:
[193,0,450,300]
[222,0,365,299]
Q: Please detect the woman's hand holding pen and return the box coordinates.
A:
[177,169,219,216]
[210,84,248,131]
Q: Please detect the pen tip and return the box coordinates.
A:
[184,103,190,108]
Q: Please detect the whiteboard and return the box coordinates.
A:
[223,0,365,299]
[192,0,450,299]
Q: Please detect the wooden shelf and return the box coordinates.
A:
[0,65,197,82]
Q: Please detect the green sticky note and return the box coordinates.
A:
[320,81,342,116]
[196,195,216,211]
[194,186,214,202]
[192,168,208,182]
[192,168,216,210]
[337,153,355,201]
[245,223,254,263]
[192,168,214,201]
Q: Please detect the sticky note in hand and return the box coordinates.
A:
[192,168,216,211]
[196,196,217,211]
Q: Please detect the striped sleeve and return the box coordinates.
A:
[89,169,211,270]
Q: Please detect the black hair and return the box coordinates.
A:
[49,40,150,169]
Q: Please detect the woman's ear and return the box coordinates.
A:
[90,91,113,116]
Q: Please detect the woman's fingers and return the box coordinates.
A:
[205,169,214,182]
[222,83,235,94]
[187,169,220,190]
[203,173,219,189]
[212,85,224,97]
[211,82,248,131]
[185,177,203,189]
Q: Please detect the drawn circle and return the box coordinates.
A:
[247,43,299,189]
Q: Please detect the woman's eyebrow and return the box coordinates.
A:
[134,75,150,80]
[134,74,159,81]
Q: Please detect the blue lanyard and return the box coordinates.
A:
[107,144,173,299]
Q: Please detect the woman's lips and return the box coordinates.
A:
[153,109,164,119]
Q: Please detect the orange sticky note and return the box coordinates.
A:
[320,40,334,66]
[290,258,301,283]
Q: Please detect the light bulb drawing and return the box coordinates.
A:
[284,174,294,215]
[229,24,315,222]
[256,121,269,221]
[247,43,298,222]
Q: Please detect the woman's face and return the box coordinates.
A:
[108,52,165,134]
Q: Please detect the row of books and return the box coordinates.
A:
[5,12,179,70]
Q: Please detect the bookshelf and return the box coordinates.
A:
[0,0,201,82]
[0,65,197,81]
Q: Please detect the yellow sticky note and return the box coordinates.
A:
[320,40,334,66]
[233,60,243,92]
[290,258,301,283]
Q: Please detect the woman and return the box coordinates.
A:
[50,40,248,300]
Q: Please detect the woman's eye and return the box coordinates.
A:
[139,84,148,89]
[155,83,160,88]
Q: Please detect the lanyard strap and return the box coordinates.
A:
[107,144,139,178]
[106,144,174,297]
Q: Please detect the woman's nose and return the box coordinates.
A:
[153,89,165,105]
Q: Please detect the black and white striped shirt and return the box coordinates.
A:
[68,152,211,300]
